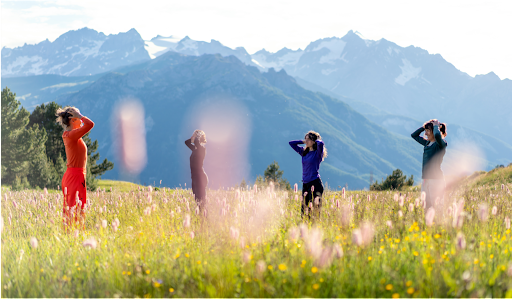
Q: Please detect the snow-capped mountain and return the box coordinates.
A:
[252,30,512,143]
[144,35,259,68]
[1,28,150,77]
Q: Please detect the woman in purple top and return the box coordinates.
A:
[289,131,328,219]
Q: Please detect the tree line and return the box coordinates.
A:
[1,87,113,191]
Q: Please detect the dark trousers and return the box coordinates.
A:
[302,178,324,218]
[192,171,208,205]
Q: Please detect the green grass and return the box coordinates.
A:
[96,179,145,193]
[2,167,512,297]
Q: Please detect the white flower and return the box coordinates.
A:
[30,237,38,249]
[83,237,98,249]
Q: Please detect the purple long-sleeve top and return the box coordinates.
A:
[289,140,324,183]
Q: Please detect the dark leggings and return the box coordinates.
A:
[302,178,324,218]
[192,171,208,205]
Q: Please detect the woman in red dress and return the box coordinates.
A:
[56,107,94,229]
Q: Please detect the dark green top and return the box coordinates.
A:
[411,125,447,179]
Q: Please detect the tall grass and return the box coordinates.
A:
[2,167,512,297]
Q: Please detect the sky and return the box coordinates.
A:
[2,0,512,79]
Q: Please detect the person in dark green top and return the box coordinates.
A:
[411,119,448,211]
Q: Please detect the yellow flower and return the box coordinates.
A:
[268,265,273,270]
[311,267,318,273]
[278,264,287,271]
[434,234,441,239]
[174,253,180,259]
[386,284,393,290]
[313,284,320,290]
[153,282,161,288]
[169,288,174,293]
[474,259,479,264]
[406,281,412,287]
[40,269,44,272]
[127,272,132,275]
[407,287,414,294]
[197,261,201,264]
[319,278,324,282]
[146,270,150,274]
[413,251,419,256]
[122,271,126,275]
[392,293,400,298]
[490,254,494,259]
[185,253,190,258]
[368,256,372,261]
[421,231,427,236]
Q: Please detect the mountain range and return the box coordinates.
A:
[2,27,511,188]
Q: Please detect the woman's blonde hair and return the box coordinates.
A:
[55,106,79,129]
[304,130,328,161]
[194,130,207,144]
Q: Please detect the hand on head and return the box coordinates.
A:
[68,107,83,119]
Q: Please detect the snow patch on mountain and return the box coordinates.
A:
[394,59,421,86]
[251,49,303,71]
[311,39,347,65]
[322,68,338,76]
[3,56,47,76]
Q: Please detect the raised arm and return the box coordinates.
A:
[315,140,324,158]
[411,127,428,146]
[67,116,94,141]
[185,138,195,151]
[433,125,447,149]
[289,140,304,155]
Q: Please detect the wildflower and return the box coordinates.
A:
[256,260,266,274]
[333,244,343,258]
[83,237,98,249]
[30,237,38,249]
[399,196,404,207]
[478,204,488,222]
[294,183,298,193]
[386,220,393,229]
[288,227,300,242]
[398,210,403,218]
[386,284,393,290]
[342,187,345,199]
[492,206,497,216]
[313,283,320,290]
[394,193,399,202]
[408,203,414,212]
[305,228,323,259]
[421,191,426,202]
[102,219,107,228]
[74,230,79,238]
[340,205,352,227]
[425,208,435,227]
[190,231,195,239]
[456,232,466,250]
[502,184,505,191]
[183,214,190,228]
[462,271,470,281]
[407,288,414,294]
[230,227,240,240]
[505,216,510,230]
[278,264,287,271]
[415,198,420,207]
[311,266,318,273]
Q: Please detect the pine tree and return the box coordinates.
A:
[1,87,48,187]
[263,161,291,190]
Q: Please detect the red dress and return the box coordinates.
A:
[61,117,94,224]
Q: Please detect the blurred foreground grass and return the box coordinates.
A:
[1,167,512,297]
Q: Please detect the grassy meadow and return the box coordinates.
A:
[2,167,512,297]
